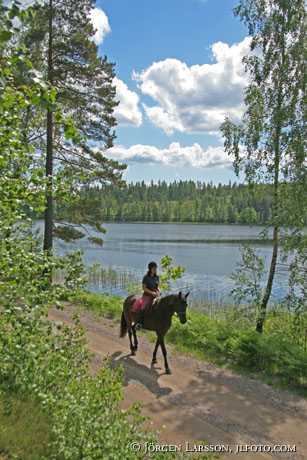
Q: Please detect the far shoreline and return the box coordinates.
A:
[102,221,268,227]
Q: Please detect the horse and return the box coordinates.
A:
[119,291,189,374]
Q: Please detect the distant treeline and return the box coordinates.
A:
[59,181,274,225]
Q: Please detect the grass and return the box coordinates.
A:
[70,290,307,396]
[0,394,53,460]
[0,393,217,460]
[71,289,123,319]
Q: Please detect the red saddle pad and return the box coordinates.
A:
[132,297,145,313]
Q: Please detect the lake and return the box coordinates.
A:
[54,223,288,305]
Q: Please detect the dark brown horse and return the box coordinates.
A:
[120,292,189,374]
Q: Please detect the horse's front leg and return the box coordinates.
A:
[128,328,136,355]
[151,337,160,366]
[132,324,138,352]
[160,336,171,374]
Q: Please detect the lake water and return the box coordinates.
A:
[54,223,288,305]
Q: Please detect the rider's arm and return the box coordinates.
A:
[143,284,158,297]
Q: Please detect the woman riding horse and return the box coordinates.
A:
[120,262,189,374]
[135,261,160,327]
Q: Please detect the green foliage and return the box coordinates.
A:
[18,0,126,246]
[70,290,123,319]
[160,255,185,291]
[282,241,307,350]
[284,238,307,312]
[224,0,305,187]
[87,236,104,246]
[231,245,265,310]
[50,367,150,460]
[221,0,306,331]
[53,225,85,242]
[59,181,276,225]
[167,309,307,392]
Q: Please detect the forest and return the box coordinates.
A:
[60,181,274,224]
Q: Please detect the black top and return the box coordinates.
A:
[142,274,159,290]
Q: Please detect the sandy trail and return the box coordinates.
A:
[49,306,307,460]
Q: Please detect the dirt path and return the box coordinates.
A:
[49,306,307,460]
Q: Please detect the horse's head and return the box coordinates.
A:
[174,291,190,324]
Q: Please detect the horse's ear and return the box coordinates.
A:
[185,292,190,299]
[178,291,182,299]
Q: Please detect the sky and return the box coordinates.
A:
[22,0,251,184]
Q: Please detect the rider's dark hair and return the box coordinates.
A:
[147,261,157,275]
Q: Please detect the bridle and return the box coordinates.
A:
[176,311,186,320]
[175,302,187,320]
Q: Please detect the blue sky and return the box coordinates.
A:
[91,0,249,183]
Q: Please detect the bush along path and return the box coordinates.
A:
[49,298,307,460]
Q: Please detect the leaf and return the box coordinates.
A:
[9,4,20,19]
[87,236,104,246]
[0,30,13,42]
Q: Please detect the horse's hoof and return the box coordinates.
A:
[151,358,157,365]
[131,350,136,356]
[165,368,171,375]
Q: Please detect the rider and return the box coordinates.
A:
[136,261,160,328]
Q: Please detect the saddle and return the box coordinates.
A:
[132,295,157,313]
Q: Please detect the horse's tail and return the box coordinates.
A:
[119,311,128,338]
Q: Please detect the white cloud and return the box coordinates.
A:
[134,37,251,134]
[108,142,231,168]
[89,7,111,45]
[114,77,143,127]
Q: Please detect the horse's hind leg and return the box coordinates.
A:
[128,328,136,355]
[132,325,138,351]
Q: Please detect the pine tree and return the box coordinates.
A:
[22,0,125,251]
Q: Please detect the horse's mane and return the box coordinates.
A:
[155,293,178,308]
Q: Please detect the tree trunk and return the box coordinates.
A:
[256,225,278,332]
[43,109,53,252]
[43,0,54,252]
[256,127,281,333]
